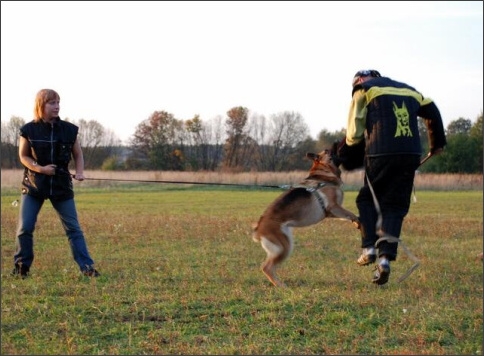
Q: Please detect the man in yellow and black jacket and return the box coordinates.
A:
[334,69,447,285]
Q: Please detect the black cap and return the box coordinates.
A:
[352,69,381,86]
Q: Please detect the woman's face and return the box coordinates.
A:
[43,98,60,119]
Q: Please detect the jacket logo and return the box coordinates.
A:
[393,101,413,137]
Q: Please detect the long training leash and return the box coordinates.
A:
[365,153,433,283]
[71,174,291,190]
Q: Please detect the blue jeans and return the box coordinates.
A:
[14,193,95,272]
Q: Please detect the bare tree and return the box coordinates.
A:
[263,111,310,171]
[1,116,25,145]
[316,128,346,151]
[1,116,25,168]
[184,115,226,170]
[70,118,122,169]
[246,112,267,170]
[201,115,225,170]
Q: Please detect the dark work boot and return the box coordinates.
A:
[82,266,100,277]
[357,247,377,266]
[11,264,30,279]
[356,202,379,266]
[372,262,391,285]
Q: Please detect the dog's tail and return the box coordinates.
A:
[251,216,263,242]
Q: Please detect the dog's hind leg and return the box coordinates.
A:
[261,257,286,287]
[260,226,293,287]
[260,242,287,287]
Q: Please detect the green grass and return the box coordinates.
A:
[1,188,482,355]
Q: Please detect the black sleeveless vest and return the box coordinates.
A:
[19,118,78,201]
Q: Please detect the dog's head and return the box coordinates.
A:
[305,149,342,184]
[306,149,334,165]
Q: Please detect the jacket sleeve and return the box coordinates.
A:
[345,89,367,146]
[417,100,447,153]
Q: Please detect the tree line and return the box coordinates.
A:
[1,107,482,173]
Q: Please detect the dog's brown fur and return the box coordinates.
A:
[252,149,360,287]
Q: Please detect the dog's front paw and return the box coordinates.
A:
[353,220,361,229]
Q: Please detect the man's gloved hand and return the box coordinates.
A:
[330,141,343,167]
[336,138,365,171]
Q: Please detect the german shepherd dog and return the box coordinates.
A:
[252,149,360,287]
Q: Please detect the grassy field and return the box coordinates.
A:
[1,182,482,354]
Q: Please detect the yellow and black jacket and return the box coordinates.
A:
[346,76,447,157]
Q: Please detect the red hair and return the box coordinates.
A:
[33,89,60,122]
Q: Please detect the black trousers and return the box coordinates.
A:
[356,155,421,261]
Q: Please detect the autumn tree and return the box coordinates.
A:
[469,112,483,172]
[130,110,185,170]
[222,106,257,171]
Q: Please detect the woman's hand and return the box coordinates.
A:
[41,164,57,176]
[73,173,85,181]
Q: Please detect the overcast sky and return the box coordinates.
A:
[1,1,482,143]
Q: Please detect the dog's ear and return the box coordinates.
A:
[306,152,317,160]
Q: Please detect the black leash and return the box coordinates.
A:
[71,174,290,190]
